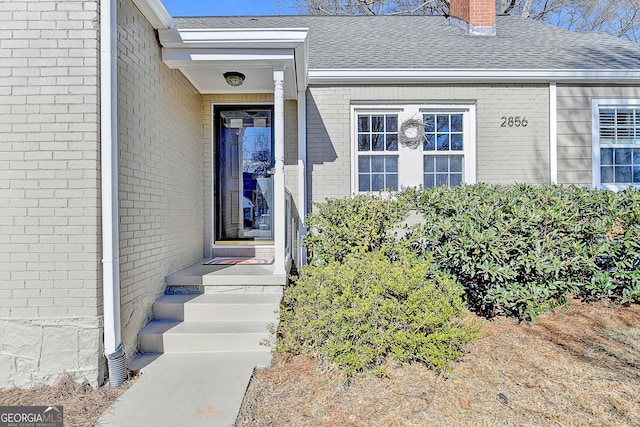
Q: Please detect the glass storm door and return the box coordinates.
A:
[216,107,274,241]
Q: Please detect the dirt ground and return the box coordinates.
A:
[237,300,640,426]
[0,301,636,427]
[0,373,137,427]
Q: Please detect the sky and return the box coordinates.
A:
[161,0,298,16]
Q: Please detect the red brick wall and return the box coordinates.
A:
[450,0,495,27]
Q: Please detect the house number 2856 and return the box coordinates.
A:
[501,116,528,127]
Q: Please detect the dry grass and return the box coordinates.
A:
[0,373,137,427]
[237,300,640,426]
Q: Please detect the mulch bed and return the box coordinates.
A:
[0,373,138,427]
[237,300,640,426]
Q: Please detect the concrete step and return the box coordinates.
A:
[137,320,273,354]
[152,293,281,322]
[211,245,275,259]
[165,260,287,291]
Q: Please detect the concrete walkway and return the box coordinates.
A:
[97,351,271,427]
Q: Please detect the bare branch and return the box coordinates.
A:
[283,0,640,42]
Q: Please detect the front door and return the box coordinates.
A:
[215,107,274,242]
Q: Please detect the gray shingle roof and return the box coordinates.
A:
[173,15,640,70]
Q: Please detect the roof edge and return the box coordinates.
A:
[131,0,175,29]
[308,69,640,84]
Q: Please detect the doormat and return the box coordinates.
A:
[203,256,274,265]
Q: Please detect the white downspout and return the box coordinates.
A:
[101,0,125,386]
[549,82,558,184]
[297,90,307,266]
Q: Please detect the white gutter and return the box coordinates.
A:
[131,0,175,29]
[100,0,124,385]
[308,69,640,84]
[158,28,308,49]
[549,82,558,184]
[297,90,307,266]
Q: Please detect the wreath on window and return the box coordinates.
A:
[399,118,424,149]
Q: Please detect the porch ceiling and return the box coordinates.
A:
[164,63,298,97]
[159,28,308,98]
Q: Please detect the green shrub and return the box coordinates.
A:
[303,194,408,264]
[402,184,640,319]
[277,251,482,375]
[299,186,640,324]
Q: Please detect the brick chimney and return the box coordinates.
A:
[449,0,496,36]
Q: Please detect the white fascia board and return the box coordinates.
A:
[159,28,308,49]
[308,69,640,84]
[162,48,295,68]
[295,41,309,90]
[132,0,175,29]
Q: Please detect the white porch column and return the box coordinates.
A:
[273,67,286,275]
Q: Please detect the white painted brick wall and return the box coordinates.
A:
[0,0,102,387]
[116,0,203,355]
[306,84,550,207]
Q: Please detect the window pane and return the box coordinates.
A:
[372,115,384,132]
[386,134,398,151]
[372,134,384,151]
[633,149,640,164]
[601,166,614,183]
[617,109,634,127]
[450,174,463,187]
[385,156,398,173]
[436,157,449,172]
[437,135,449,151]
[358,156,370,173]
[386,116,398,132]
[386,174,398,191]
[450,155,463,172]
[358,134,370,151]
[437,115,449,132]
[600,128,616,143]
[424,134,435,151]
[600,109,615,127]
[615,166,632,182]
[451,134,463,151]
[357,155,398,193]
[436,174,449,187]
[359,175,370,192]
[634,165,640,183]
[618,128,634,140]
[451,114,463,132]
[599,107,640,145]
[372,174,385,191]
[424,115,435,133]
[424,155,435,172]
[601,148,614,165]
[371,156,384,172]
[424,174,434,188]
[358,116,370,132]
[615,148,632,165]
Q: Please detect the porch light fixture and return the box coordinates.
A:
[223,71,245,87]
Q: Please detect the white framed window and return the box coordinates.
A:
[356,113,399,192]
[592,99,640,190]
[351,104,476,193]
